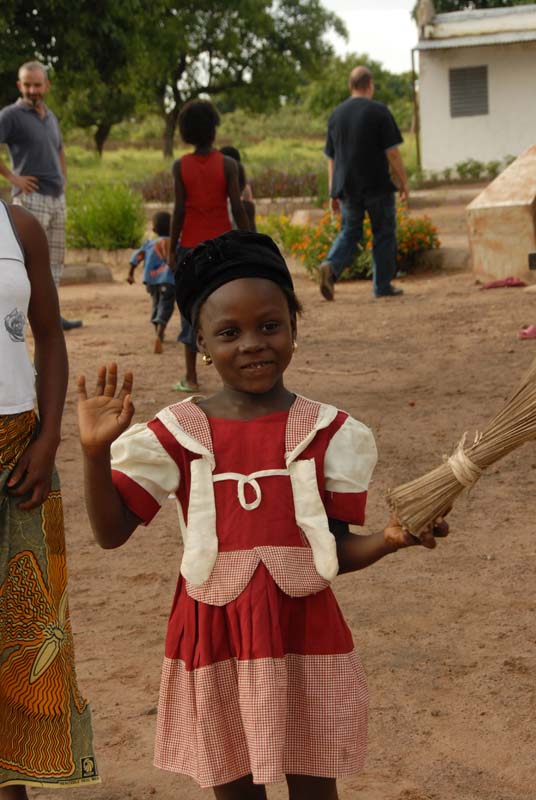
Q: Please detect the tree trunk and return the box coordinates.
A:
[95,123,112,156]
[162,108,179,158]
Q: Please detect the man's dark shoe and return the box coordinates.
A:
[375,286,404,298]
[61,317,83,330]
[319,262,334,301]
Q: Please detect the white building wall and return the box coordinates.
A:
[419,42,536,172]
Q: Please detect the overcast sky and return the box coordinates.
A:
[322,0,418,74]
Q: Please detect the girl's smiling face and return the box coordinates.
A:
[197,277,296,396]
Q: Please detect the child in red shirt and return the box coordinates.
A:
[169,100,249,392]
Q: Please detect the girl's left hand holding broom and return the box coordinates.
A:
[388,357,536,538]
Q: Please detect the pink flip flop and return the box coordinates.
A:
[518,325,536,340]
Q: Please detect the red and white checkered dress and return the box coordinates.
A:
[111,398,377,788]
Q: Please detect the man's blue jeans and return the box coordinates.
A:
[326,192,397,296]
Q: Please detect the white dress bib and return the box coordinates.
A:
[0,201,35,413]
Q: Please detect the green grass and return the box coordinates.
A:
[65,146,175,189]
[3,126,418,197]
[400,132,418,175]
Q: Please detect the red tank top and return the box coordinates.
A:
[179,151,232,248]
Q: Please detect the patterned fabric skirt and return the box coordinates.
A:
[155,562,368,788]
[0,411,99,788]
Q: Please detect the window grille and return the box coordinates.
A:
[449,66,489,117]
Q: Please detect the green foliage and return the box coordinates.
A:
[455,158,484,180]
[410,154,514,188]
[136,0,347,154]
[302,52,414,131]
[66,184,145,249]
[485,160,502,179]
[0,1,146,153]
[65,145,174,189]
[257,214,307,253]
[219,106,326,145]
[1,1,346,154]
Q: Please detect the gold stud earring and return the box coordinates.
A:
[293,340,298,351]
[202,353,212,366]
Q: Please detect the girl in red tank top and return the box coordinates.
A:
[168,100,249,393]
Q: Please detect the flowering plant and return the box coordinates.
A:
[285,204,440,281]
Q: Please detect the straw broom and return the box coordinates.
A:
[387,357,536,538]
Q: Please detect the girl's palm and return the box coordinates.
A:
[78,364,134,452]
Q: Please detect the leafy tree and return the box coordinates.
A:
[139,0,347,156]
[48,1,145,155]
[0,1,146,154]
[0,1,61,107]
[1,0,345,155]
[303,54,414,131]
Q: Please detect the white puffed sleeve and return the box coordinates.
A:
[323,415,378,525]
[111,422,180,524]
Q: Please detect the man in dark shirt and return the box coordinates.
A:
[0,61,81,329]
[320,65,409,300]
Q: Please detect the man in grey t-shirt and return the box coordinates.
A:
[0,61,81,329]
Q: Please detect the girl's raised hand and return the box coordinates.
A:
[77,363,134,455]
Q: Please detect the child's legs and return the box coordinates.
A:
[243,199,256,232]
[213,774,267,800]
[184,345,198,386]
[147,285,159,325]
[177,314,198,385]
[286,775,338,800]
[154,284,175,336]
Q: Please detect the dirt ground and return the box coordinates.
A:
[32,236,536,800]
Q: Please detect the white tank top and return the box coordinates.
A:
[0,201,35,413]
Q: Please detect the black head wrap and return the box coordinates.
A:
[175,230,294,325]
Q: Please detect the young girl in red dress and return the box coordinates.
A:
[77,231,447,800]
[168,100,249,393]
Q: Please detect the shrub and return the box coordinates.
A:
[395,205,441,266]
[485,160,502,180]
[455,158,484,181]
[250,169,318,198]
[257,214,307,253]
[67,184,145,249]
[289,203,440,281]
[290,209,372,280]
[138,170,174,202]
[137,165,321,202]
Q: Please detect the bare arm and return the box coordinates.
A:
[331,515,447,575]
[59,146,67,189]
[224,156,250,230]
[7,205,68,508]
[326,157,339,213]
[0,154,38,193]
[386,146,409,203]
[169,159,185,272]
[127,251,144,284]
[77,364,141,549]
[82,449,141,549]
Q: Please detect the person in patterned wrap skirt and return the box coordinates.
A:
[77,231,447,800]
[0,202,98,797]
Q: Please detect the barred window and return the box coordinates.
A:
[449,66,489,118]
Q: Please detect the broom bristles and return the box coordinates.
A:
[388,356,536,536]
